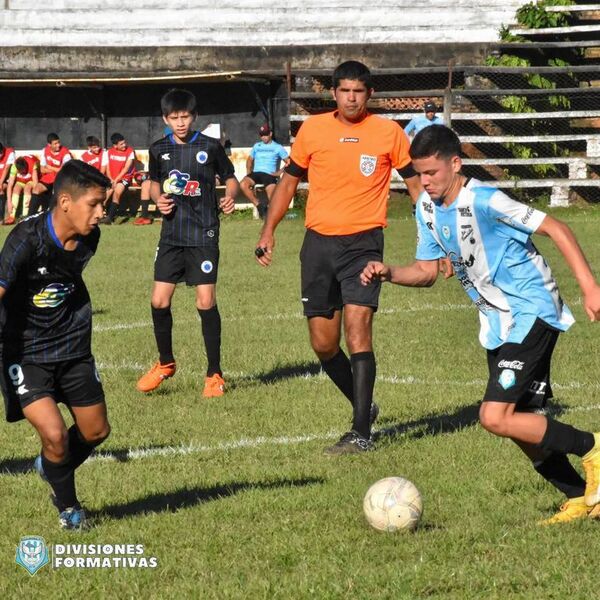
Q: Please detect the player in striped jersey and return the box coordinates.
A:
[361,125,600,524]
[136,89,239,398]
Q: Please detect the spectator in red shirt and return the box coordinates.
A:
[4,155,39,224]
[31,133,72,214]
[0,142,16,223]
[80,136,104,171]
[100,133,135,224]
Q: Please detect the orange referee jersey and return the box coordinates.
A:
[291,111,411,236]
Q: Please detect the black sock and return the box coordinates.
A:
[67,425,102,470]
[107,202,119,222]
[538,419,595,457]
[0,194,5,219]
[533,452,586,499]
[28,194,41,215]
[198,306,222,376]
[320,349,354,407]
[41,454,78,511]
[140,200,151,218]
[350,352,376,439]
[152,306,174,364]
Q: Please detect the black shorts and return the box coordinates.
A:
[154,243,219,286]
[247,172,278,187]
[483,318,559,411]
[300,227,383,317]
[117,178,132,189]
[1,355,105,422]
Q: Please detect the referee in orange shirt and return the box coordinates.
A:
[256,61,422,454]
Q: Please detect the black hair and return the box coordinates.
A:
[15,157,28,172]
[47,133,60,144]
[410,125,462,161]
[110,132,125,145]
[86,136,101,146]
[160,88,197,117]
[332,60,373,90]
[51,159,111,208]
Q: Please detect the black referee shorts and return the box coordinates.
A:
[483,318,559,411]
[300,227,383,318]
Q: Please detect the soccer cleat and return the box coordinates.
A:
[59,505,87,530]
[370,402,380,426]
[582,433,600,506]
[136,361,176,393]
[99,216,112,225]
[324,430,373,455]
[4,215,15,225]
[203,373,225,398]
[538,496,589,525]
[133,217,153,226]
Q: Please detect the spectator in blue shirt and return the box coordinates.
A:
[404,102,444,140]
[240,123,289,219]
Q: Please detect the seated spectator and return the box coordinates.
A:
[131,169,153,226]
[240,123,289,219]
[404,102,444,140]
[31,133,71,214]
[5,155,39,225]
[81,136,104,171]
[100,133,135,224]
[0,142,16,223]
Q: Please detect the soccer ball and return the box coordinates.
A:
[363,477,423,532]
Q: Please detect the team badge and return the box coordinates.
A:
[359,154,377,177]
[498,369,516,390]
[196,151,208,164]
[33,283,75,308]
[15,536,49,576]
[201,260,213,274]
[442,225,451,240]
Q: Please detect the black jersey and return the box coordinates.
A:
[0,212,99,363]
[149,131,236,247]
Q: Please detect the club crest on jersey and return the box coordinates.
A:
[33,283,75,308]
[163,169,201,197]
[498,369,516,390]
[201,260,213,274]
[359,154,377,177]
[442,225,451,240]
[196,150,209,164]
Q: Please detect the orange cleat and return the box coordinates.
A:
[136,361,176,393]
[4,216,15,225]
[133,217,153,226]
[203,373,225,398]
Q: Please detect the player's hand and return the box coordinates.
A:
[255,232,274,267]
[439,256,454,279]
[219,195,235,215]
[156,194,175,215]
[361,261,391,286]
[583,283,600,321]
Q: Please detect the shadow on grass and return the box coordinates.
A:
[374,401,565,443]
[231,361,322,389]
[90,476,325,522]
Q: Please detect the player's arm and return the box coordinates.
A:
[150,180,174,216]
[115,155,134,181]
[273,157,290,177]
[361,259,439,288]
[5,172,16,205]
[219,176,239,215]
[246,155,254,175]
[31,164,39,186]
[0,162,10,187]
[536,215,600,321]
[255,170,300,267]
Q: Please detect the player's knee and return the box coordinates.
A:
[310,338,339,360]
[151,297,171,310]
[42,428,69,458]
[479,404,507,435]
[82,422,111,446]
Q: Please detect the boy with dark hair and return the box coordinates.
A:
[100,132,136,224]
[5,154,39,224]
[0,142,16,223]
[0,159,111,530]
[361,125,600,523]
[136,88,239,398]
[81,136,104,171]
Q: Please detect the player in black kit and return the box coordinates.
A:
[0,160,111,530]
[136,89,239,398]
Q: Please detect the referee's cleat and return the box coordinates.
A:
[136,361,176,393]
[582,433,600,506]
[59,504,87,531]
[203,373,225,398]
[324,430,373,455]
[539,496,590,525]
[370,402,380,426]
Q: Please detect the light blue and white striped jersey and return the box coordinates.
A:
[415,179,574,349]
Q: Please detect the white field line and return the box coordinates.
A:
[84,401,600,466]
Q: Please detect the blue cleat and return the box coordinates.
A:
[58,505,87,531]
[33,454,48,482]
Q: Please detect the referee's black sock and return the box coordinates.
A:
[67,425,104,471]
[320,349,354,407]
[41,453,78,511]
[198,306,222,376]
[351,352,376,439]
[533,452,586,499]
[151,305,175,364]
[538,418,595,457]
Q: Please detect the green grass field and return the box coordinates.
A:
[1,198,600,598]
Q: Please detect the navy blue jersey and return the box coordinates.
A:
[0,212,99,362]
[149,132,236,247]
